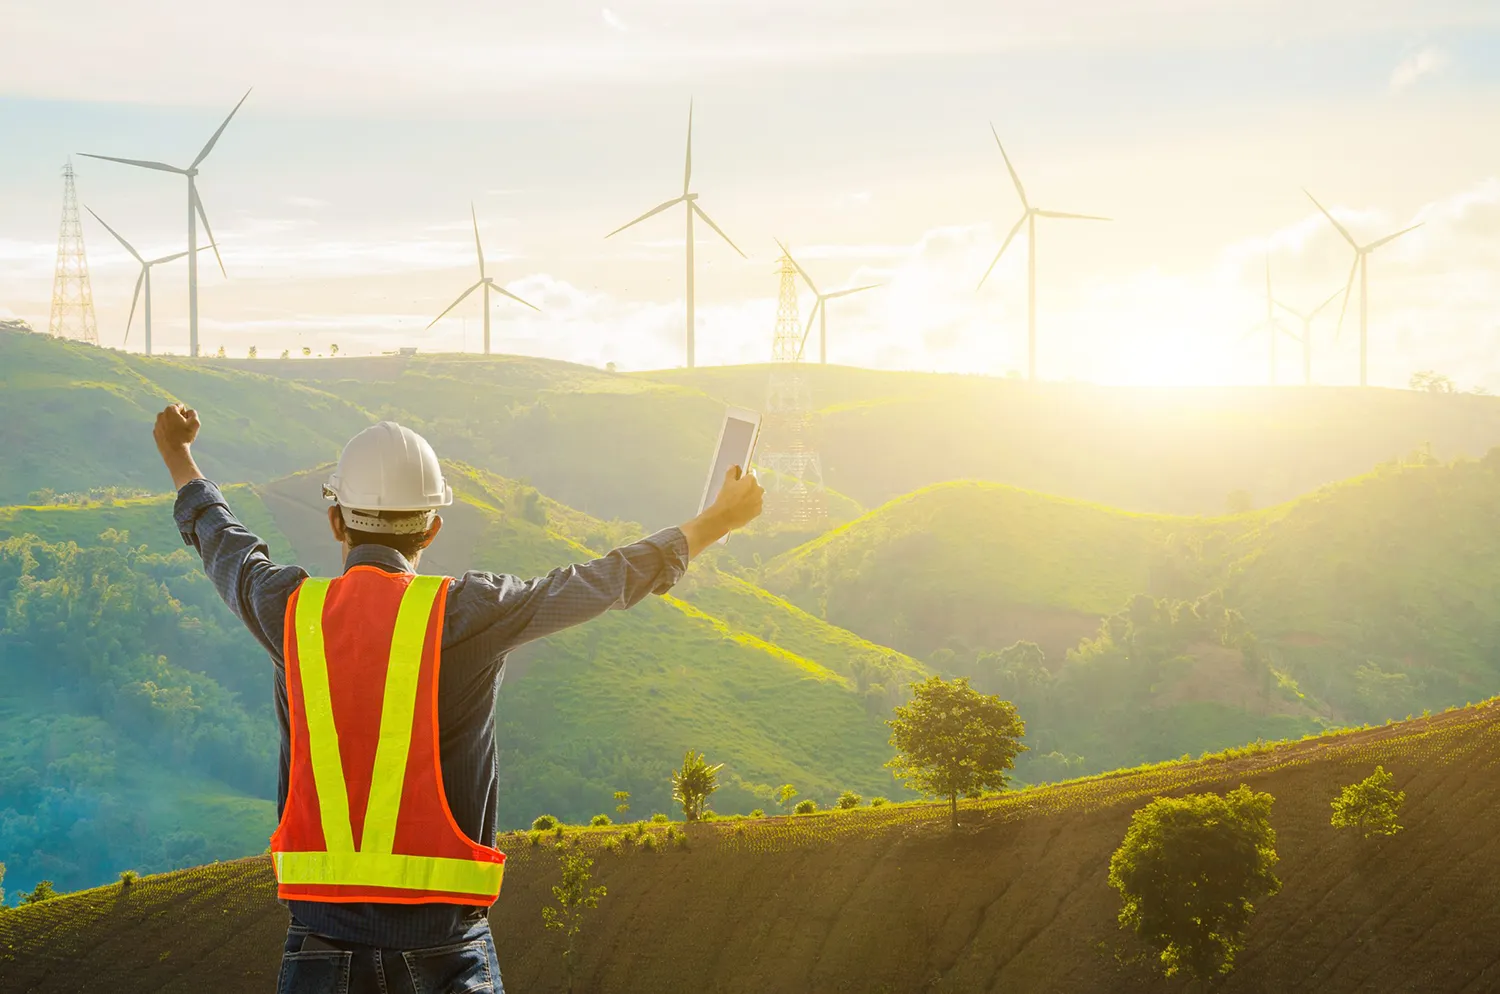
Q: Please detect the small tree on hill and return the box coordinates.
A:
[1108,785,1281,983]
[542,844,607,994]
[0,860,6,907]
[1330,766,1405,839]
[21,880,57,905]
[670,749,723,821]
[775,783,798,812]
[614,790,631,819]
[886,675,1027,828]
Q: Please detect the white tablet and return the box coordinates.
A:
[698,407,762,542]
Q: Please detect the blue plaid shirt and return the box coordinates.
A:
[173,479,688,948]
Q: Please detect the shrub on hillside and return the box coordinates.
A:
[542,844,607,993]
[1108,785,1281,983]
[749,808,765,818]
[670,749,724,821]
[870,797,888,807]
[887,675,1027,828]
[119,870,138,887]
[794,799,817,814]
[532,814,559,831]
[650,813,669,824]
[589,814,612,827]
[638,833,658,851]
[1330,765,1405,839]
[837,791,862,810]
[20,880,58,905]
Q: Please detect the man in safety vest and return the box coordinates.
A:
[153,403,763,994]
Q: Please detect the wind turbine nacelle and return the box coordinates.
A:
[684,193,699,201]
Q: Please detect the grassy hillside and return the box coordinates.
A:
[764,453,1500,738]
[0,329,370,503]
[7,702,1500,992]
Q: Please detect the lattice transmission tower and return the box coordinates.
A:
[759,254,826,526]
[48,162,98,345]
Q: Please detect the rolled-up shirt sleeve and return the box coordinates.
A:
[449,526,690,652]
[173,478,307,662]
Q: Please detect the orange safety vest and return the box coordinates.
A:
[270,566,506,906]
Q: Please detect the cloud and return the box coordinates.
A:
[601,8,628,32]
[1390,45,1449,93]
[284,196,328,209]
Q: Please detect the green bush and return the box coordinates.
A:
[749,809,765,818]
[1330,766,1405,838]
[532,814,559,831]
[553,824,566,840]
[119,870,138,887]
[650,813,669,823]
[529,831,544,847]
[794,799,817,815]
[638,833,658,852]
[870,797,888,807]
[837,790,862,810]
[589,814,612,827]
[601,836,624,854]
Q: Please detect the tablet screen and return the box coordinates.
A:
[700,413,759,514]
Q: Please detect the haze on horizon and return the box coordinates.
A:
[1,0,1498,389]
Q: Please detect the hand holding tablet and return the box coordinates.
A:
[698,407,764,545]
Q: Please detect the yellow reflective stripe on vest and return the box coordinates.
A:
[361,575,445,855]
[292,579,354,853]
[274,850,503,896]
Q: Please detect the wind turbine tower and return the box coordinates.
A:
[1305,189,1423,387]
[760,254,826,526]
[81,89,249,358]
[607,101,745,368]
[775,239,880,365]
[1275,289,1342,386]
[1242,257,1297,385]
[48,162,99,345]
[977,126,1109,381]
[427,205,539,354]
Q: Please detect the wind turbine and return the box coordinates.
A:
[977,125,1110,381]
[80,89,251,359]
[426,204,539,355]
[86,207,206,356]
[1241,257,1298,385]
[606,101,745,369]
[1304,189,1423,387]
[775,239,880,365]
[1275,289,1342,386]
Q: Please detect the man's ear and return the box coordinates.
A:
[418,515,443,551]
[328,505,348,543]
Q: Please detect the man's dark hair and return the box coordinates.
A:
[343,508,432,561]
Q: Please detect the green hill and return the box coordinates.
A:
[7,701,1500,993]
[0,466,927,897]
[762,455,1500,773]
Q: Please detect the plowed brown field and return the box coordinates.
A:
[6,702,1500,993]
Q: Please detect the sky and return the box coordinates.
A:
[2,0,1499,388]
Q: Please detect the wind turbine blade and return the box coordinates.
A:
[976,214,1027,290]
[78,152,184,174]
[192,88,253,168]
[425,281,484,329]
[1334,255,1359,339]
[492,283,541,312]
[1240,322,1266,343]
[1274,300,1307,321]
[151,250,194,265]
[194,190,227,277]
[471,203,485,278]
[1368,222,1424,252]
[1275,320,1301,342]
[1311,288,1343,319]
[85,206,143,263]
[1304,188,1359,249]
[1034,210,1111,222]
[683,99,693,196]
[690,202,746,258]
[606,197,685,238]
[826,283,881,299]
[125,268,144,345]
[774,238,820,296]
[798,298,822,356]
[989,124,1028,209]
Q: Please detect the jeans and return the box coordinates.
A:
[277,917,504,994]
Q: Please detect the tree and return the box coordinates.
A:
[1108,785,1281,983]
[279,349,290,359]
[541,844,607,994]
[775,783,798,812]
[301,346,312,357]
[330,343,340,357]
[1330,766,1405,839]
[1409,370,1456,393]
[670,749,723,821]
[214,345,226,358]
[613,790,630,819]
[837,790,862,809]
[247,345,257,359]
[21,880,58,905]
[886,675,1027,828]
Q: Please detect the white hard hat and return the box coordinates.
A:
[323,421,452,533]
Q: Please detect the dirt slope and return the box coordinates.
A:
[6,703,1500,992]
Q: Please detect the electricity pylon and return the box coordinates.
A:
[760,255,826,526]
[48,162,99,345]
